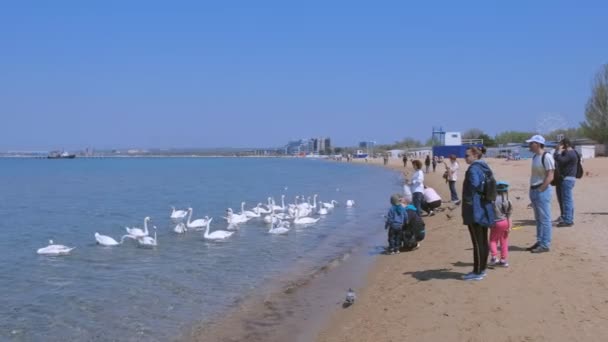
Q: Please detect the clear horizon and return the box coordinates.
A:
[2,1,606,150]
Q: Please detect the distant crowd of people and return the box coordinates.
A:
[383,134,580,281]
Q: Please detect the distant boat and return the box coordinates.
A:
[48,151,76,159]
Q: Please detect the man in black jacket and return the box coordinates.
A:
[554,138,578,227]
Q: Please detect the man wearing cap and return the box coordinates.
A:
[525,135,555,253]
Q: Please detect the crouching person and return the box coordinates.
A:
[385,194,408,255]
[402,196,426,250]
[422,186,442,216]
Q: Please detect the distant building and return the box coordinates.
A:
[285,136,332,155]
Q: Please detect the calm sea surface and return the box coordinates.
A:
[0,158,400,341]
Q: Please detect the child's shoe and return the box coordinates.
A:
[497,259,509,267]
[489,256,498,266]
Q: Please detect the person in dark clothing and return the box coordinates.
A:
[402,155,408,168]
[424,155,431,173]
[401,199,426,250]
[461,146,495,281]
[554,138,578,227]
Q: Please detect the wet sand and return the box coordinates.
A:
[317,157,608,341]
[180,234,386,342]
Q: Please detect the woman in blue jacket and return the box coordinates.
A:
[461,146,496,281]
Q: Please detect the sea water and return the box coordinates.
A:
[0,157,400,341]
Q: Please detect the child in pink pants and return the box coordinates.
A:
[490,218,510,267]
[490,182,512,267]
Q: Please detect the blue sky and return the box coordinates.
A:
[1,1,607,150]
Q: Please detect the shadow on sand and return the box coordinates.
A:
[403,268,462,281]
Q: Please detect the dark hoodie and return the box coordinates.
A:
[462,160,496,226]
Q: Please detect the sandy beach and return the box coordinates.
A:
[316,156,608,342]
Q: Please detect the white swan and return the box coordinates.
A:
[263,212,279,224]
[322,200,338,209]
[37,240,75,256]
[138,226,158,247]
[311,194,318,209]
[95,232,120,246]
[270,195,286,212]
[125,217,150,238]
[268,220,290,234]
[254,202,271,215]
[203,218,233,240]
[170,206,188,221]
[294,208,320,225]
[186,208,209,229]
[241,202,260,218]
[346,200,355,207]
[318,207,328,215]
[224,208,249,225]
[174,222,187,234]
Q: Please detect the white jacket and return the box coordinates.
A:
[410,170,424,194]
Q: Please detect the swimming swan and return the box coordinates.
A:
[95,232,120,246]
[346,200,355,207]
[37,240,75,256]
[268,220,290,234]
[294,208,320,225]
[174,222,187,234]
[186,208,209,229]
[137,226,158,247]
[170,207,188,221]
[322,200,338,209]
[125,217,150,238]
[203,218,233,240]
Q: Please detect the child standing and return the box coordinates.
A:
[385,194,408,255]
[489,182,513,267]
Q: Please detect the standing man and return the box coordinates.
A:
[525,135,555,253]
[402,154,408,168]
[554,138,578,227]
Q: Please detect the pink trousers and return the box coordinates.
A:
[490,219,510,260]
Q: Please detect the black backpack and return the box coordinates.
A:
[480,167,497,202]
[575,150,584,179]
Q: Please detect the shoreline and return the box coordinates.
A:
[179,160,402,342]
[317,157,608,341]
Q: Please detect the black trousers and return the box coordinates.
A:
[467,224,489,274]
[555,182,563,219]
[421,200,441,214]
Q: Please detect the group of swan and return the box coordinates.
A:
[91,216,158,248]
[170,207,212,233]
[39,197,355,255]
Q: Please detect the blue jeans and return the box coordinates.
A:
[448,181,459,201]
[529,187,553,248]
[413,192,423,214]
[388,227,402,252]
[558,178,576,224]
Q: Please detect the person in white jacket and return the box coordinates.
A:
[410,160,425,214]
[444,155,461,204]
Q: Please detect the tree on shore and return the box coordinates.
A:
[462,128,497,147]
[581,64,608,151]
[495,131,537,145]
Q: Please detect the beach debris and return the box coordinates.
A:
[345,288,356,305]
